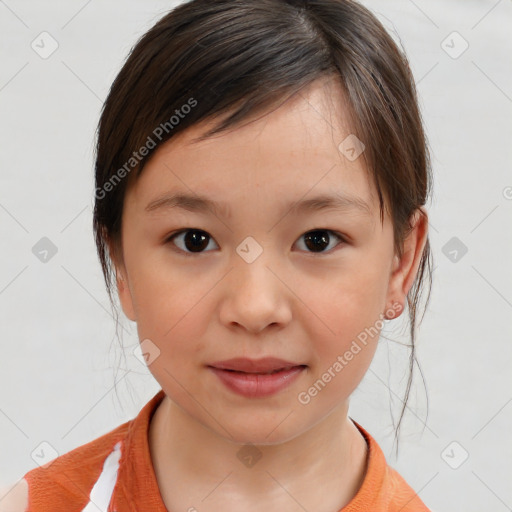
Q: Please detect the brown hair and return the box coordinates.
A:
[93,0,433,455]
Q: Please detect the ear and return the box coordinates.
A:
[108,238,137,323]
[384,207,429,319]
[114,268,137,322]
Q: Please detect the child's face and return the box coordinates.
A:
[114,78,422,444]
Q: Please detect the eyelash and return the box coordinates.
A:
[164,228,348,257]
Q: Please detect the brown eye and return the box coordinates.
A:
[165,228,346,257]
[297,230,345,254]
[166,229,218,255]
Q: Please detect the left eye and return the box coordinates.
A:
[295,229,345,253]
[165,228,346,256]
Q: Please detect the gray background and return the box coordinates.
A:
[1,1,511,510]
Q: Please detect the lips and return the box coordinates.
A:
[208,359,307,398]
[208,357,306,374]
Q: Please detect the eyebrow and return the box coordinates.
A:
[144,191,373,219]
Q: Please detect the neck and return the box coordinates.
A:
[149,395,369,511]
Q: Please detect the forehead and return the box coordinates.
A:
[126,78,379,218]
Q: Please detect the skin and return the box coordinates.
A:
[110,77,428,512]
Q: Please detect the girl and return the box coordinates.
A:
[4,0,434,510]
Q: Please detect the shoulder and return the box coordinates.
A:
[0,479,29,512]
[16,420,131,510]
[386,466,431,511]
[347,420,432,511]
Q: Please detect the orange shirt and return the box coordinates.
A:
[22,389,431,511]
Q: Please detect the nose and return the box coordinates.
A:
[218,250,293,334]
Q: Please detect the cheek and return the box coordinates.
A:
[299,288,383,405]
[301,259,389,369]
[128,258,213,356]
[311,260,389,330]
[132,280,211,400]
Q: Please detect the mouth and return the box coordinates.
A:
[216,365,307,375]
[208,356,307,374]
[207,358,307,398]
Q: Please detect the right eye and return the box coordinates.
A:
[165,229,219,256]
